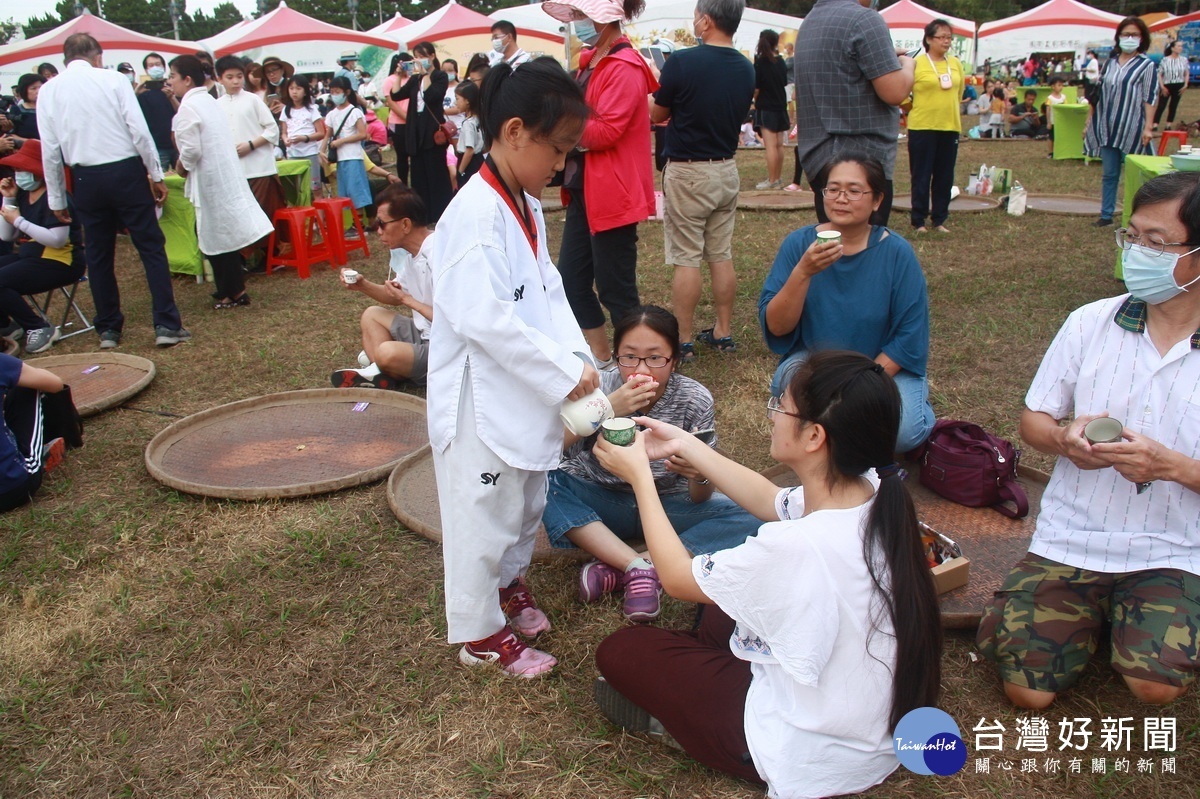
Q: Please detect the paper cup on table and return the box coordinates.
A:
[601,417,637,446]
[1083,417,1123,445]
[560,388,614,436]
[816,230,842,247]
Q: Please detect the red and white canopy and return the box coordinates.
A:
[0,9,203,90]
[1150,11,1200,32]
[977,0,1123,63]
[879,0,975,64]
[200,1,396,76]
[396,1,563,61]
[368,13,414,37]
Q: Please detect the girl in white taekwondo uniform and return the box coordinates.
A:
[428,58,597,678]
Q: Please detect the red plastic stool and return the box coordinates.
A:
[1158,130,1188,156]
[312,197,370,266]
[265,207,333,279]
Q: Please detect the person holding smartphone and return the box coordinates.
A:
[136,53,179,172]
[542,305,760,624]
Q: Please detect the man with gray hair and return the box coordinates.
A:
[794,0,914,227]
[38,33,189,349]
[650,0,754,362]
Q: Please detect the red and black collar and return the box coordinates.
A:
[480,156,537,257]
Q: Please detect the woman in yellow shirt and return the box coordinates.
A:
[906,19,963,234]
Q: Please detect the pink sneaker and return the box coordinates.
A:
[459,626,557,677]
[579,559,622,603]
[499,577,551,637]
[622,566,662,623]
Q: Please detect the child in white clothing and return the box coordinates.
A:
[428,58,596,677]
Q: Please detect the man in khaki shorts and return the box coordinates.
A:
[650,0,754,362]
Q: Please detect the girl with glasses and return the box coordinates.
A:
[759,153,935,454]
[590,350,943,798]
[542,305,760,624]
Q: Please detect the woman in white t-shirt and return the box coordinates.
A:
[592,350,944,799]
[280,75,326,197]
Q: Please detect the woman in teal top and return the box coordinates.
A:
[758,153,934,453]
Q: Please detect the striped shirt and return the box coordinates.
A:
[1161,54,1189,85]
[1085,54,1158,156]
[558,371,716,493]
[1025,295,1200,576]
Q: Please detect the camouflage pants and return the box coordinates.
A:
[977,553,1200,693]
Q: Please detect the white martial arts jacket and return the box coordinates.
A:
[428,161,589,471]
[173,87,273,257]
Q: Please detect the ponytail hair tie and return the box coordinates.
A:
[872,363,885,374]
[876,462,903,479]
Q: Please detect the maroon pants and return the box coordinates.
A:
[596,605,765,786]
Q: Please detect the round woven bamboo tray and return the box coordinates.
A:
[387,448,590,563]
[738,189,816,210]
[1024,194,1112,216]
[760,462,1048,630]
[25,352,156,418]
[146,388,428,500]
[891,193,1000,213]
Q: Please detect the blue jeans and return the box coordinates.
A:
[542,470,761,556]
[1099,146,1125,222]
[771,350,936,454]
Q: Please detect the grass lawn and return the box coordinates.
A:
[2,101,1198,797]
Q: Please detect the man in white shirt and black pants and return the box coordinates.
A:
[38,33,189,349]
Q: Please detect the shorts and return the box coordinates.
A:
[662,159,740,267]
[977,552,1200,692]
[756,109,790,134]
[388,313,430,385]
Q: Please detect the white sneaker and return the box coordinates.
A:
[357,350,370,368]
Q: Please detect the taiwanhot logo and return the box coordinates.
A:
[893,707,968,776]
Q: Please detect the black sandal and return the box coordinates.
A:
[697,328,737,353]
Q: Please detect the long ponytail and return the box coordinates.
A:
[788,351,942,732]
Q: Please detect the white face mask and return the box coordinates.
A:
[147,66,166,80]
[491,37,506,53]
[1122,243,1200,304]
[445,72,456,82]
[1119,36,1140,53]
[15,171,42,192]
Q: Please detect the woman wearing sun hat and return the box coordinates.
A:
[252,56,295,120]
[541,0,658,368]
[0,139,84,354]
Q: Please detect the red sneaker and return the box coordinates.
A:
[459,626,557,678]
[499,577,551,637]
[42,437,65,475]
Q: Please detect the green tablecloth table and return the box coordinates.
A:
[1028,85,1077,108]
[1051,104,1088,160]
[160,159,313,276]
[1115,155,1174,278]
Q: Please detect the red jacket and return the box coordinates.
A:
[576,39,658,233]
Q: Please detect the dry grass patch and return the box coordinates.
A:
[3,98,1200,797]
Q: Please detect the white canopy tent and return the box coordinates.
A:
[976,0,1123,64]
[0,10,204,93]
[199,1,396,77]
[619,0,802,53]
